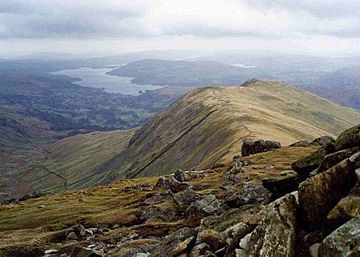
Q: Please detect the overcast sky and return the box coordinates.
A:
[1,0,360,57]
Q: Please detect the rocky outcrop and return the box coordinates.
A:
[318,214,360,257]
[153,176,188,193]
[290,140,312,147]
[292,144,335,180]
[173,188,201,208]
[238,194,298,257]
[327,183,360,227]
[312,136,335,147]
[298,153,359,229]
[241,139,281,157]
[151,227,197,257]
[318,147,360,172]
[262,170,298,199]
[225,183,269,208]
[335,124,360,151]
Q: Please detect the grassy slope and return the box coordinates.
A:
[98,79,360,180]
[0,146,317,256]
[20,129,137,193]
[5,79,359,196]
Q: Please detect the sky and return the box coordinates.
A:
[1,0,360,57]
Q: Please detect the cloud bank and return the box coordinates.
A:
[0,0,359,56]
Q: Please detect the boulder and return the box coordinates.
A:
[151,227,197,257]
[186,195,225,226]
[174,169,191,182]
[309,243,320,257]
[66,231,78,240]
[299,154,359,229]
[241,139,281,157]
[290,140,312,147]
[154,176,188,193]
[240,194,298,257]
[198,204,264,234]
[312,136,335,147]
[171,236,195,256]
[223,222,251,245]
[335,124,360,151]
[223,223,252,257]
[173,188,201,208]
[262,170,299,199]
[189,243,210,257]
[327,183,360,227]
[141,205,181,222]
[318,147,360,173]
[318,214,360,257]
[296,230,326,257]
[196,230,226,251]
[225,183,269,208]
[187,194,224,215]
[70,246,103,257]
[292,144,335,180]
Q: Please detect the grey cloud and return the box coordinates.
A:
[1,0,360,41]
[162,22,285,39]
[0,0,149,39]
[242,0,360,19]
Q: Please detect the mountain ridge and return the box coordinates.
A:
[96,79,360,182]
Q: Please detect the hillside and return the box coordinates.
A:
[26,129,137,192]
[0,145,318,257]
[3,79,360,198]
[93,79,360,182]
[0,73,177,200]
[0,123,359,257]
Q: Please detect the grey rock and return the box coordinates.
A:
[173,188,201,208]
[151,227,197,257]
[262,170,298,199]
[335,124,360,151]
[136,253,150,257]
[327,183,360,227]
[225,183,269,208]
[241,194,298,257]
[312,136,335,147]
[174,169,191,182]
[154,176,188,193]
[141,205,181,222]
[196,229,225,251]
[70,246,103,257]
[241,139,281,157]
[171,236,195,256]
[66,231,78,240]
[190,243,210,257]
[187,194,224,215]
[319,214,360,257]
[292,144,335,180]
[290,140,312,147]
[299,155,358,229]
[318,147,360,173]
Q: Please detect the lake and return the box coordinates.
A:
[52,67,164,95]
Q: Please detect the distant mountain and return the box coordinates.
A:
[108,59,360,110]
[107,59,268,86]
